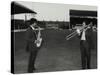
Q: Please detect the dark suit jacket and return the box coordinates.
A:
[79,27,94,49]
[26,26,37,52]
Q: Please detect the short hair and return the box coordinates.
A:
[82,21,86,26]
[30,18,37,25]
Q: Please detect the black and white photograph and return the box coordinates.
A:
[11,1,97,74]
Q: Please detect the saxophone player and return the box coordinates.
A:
[77,22,94,69]
[26,18,41,73]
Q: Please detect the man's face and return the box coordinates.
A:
[32,22,37,27]
[83,22,86,27]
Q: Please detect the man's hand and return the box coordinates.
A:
[35,40,40,44]
[76,29,80,35]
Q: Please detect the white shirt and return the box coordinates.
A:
[81,29,86,40]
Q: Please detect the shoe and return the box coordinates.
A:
[82,67,86,69]
[33,67,36,70]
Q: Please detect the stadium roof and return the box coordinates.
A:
[11,2,37,15]
[70,10,97,17]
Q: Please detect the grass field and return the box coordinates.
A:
[14,29,97,74]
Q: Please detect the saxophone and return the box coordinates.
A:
[35,27,43,47]
[31,26,43,47]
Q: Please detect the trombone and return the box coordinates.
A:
[66,23,91,40]
[66,29,79,40]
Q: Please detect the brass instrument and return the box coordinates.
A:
[66,22,91,40]
[66,29,79,40]
[92,26,97,32]
[31,26,43,47]
[35,27,43,47]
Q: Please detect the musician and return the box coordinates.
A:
[26,18,40,73]
[77,22,94,69]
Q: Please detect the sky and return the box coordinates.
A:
[13,1,97,21]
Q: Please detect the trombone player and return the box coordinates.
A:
[66,21,94,69]
[77,22,94,69]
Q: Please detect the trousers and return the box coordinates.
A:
[28,49,38,73]
[80,40,91,69]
